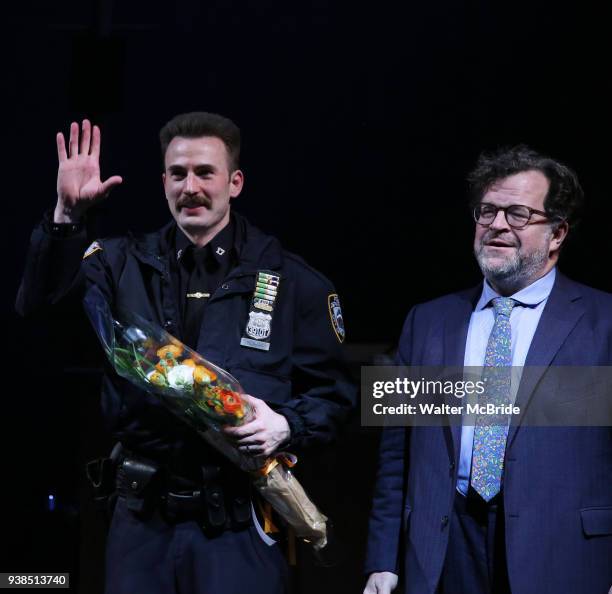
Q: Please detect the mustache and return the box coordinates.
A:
[177,195,212,209]
[480,230,518,247]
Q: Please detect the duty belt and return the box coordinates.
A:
[115,451,252,531]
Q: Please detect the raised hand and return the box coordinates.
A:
[54,119,123,223]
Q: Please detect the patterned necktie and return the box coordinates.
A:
[470,296,517,501]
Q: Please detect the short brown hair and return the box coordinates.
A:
[159,111,241,171]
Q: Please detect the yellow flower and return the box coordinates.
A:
[193,365,218,384]
[156,344,183,359]
[147,370,167,386]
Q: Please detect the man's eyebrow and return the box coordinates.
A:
[194,164,216,172]
[167,164,216,173]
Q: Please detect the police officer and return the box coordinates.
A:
[17,112,354,594]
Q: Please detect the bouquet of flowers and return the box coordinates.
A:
[84,287,329,552]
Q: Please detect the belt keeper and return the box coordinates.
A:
[231,495,251,526]
[203,483,226,528]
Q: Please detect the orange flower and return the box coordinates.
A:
[193,365,218,384]
[220,390,243,415]
[156,344,183,360]
[155,358,177,374]
[182,359,196,368]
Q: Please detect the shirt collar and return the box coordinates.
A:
[174,218,236,266]
[475,267,556,311]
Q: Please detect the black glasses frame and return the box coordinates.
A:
[473,202,551,230]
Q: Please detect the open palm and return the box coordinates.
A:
[55,120,122,221]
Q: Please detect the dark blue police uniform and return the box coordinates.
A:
[17,211,354,594]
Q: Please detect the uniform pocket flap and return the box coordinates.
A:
[580,507,612,536]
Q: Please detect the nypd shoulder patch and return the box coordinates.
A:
[328,293,345,343]
[83,241,103,260]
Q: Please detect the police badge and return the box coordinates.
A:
[240,271,281,351]
[246,311,272,340]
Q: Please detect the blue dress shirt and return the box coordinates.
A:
[456,268,557,495]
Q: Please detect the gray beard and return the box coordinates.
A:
[475,240,551,294]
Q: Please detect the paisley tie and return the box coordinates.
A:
[470,297,517,501]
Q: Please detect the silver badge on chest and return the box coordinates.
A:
[246,311,273,340]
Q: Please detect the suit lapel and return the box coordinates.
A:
[443,299,474,367]
[507,274,585,446]
[443,287,481,462]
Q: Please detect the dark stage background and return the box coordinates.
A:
[3,1,611,592]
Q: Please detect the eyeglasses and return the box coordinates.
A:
[473,202,552,230]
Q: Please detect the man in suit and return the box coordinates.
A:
[364,145,612,594]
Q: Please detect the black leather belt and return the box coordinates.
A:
[115,451,252,530]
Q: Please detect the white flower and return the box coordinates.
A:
[166,364,195,391]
